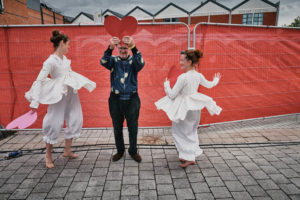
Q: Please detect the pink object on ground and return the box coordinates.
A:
[6,110,37,129]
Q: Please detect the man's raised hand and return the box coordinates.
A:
[109,37,120,49]
[122,36,135,49]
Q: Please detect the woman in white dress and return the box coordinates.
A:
[155,49,221,168]
[25,30,96,168]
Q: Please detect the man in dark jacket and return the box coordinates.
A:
[100,36,145,162]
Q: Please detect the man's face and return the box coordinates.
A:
[117,45,129,59]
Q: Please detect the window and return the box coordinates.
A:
[163,18,179,23]
[171,18,179,22]
[0,0,4,13]
[253,13,264,25]
[242,13,264,25]
[242,14,253,24]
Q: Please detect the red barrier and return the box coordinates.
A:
[0,24,189,127]
[194,24,300,124]
[0,24,299,128]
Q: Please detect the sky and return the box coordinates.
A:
[41,0,300,26]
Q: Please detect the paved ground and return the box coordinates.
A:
[0,114,299,199]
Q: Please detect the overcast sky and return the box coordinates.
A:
[41,0,300,26]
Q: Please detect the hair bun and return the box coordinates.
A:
[50,29,69,49]
[52,30,60,37]
[195,49,203,59]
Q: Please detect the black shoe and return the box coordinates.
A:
[130,153,142,163]
[112,153,124,162]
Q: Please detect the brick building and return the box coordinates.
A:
[0,0,71,25]
[111,0,280,26]
[125,6,154,23]
[71,12,94,24]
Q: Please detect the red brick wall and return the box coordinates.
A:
[191,16,209,24]
[154,19,163,22]
[41,7,54,24]
[55,14,64,24]
[231,14,243,24]
[0,0,28,24]
[0,0,65,25]
[179,17,189,24]
[263,12,277,26]
[210,14,229,23]
[28,9,42,24]
[186,15,230,24]
[139,19,153,23]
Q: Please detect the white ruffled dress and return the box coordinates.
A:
[155,70,222,161]
[25,54,96,108]
[155,70,222,123]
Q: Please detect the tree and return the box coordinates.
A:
[289,16,300,27]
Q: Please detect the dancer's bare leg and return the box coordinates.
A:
[62,138,78,159]
[45,143,54,168]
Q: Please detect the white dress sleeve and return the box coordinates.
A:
[199,73,219,88]
[164,75,186,100]
[27,61,52,108]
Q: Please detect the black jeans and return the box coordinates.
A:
[108,92,141,155]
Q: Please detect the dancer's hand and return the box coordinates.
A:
[109,37,120,49]
[214,72,221,80]
[123,36,135,49]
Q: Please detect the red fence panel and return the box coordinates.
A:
[1,24,299,128]
[194,24,300,125]
[0,24,189,128]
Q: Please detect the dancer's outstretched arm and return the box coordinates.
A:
[28,61,52,109]
[200,72,221,88]
[164,75,185,100]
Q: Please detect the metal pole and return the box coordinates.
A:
[275,2,280,26]
[139,22,190,49]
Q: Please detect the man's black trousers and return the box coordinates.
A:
[108,92,140,155]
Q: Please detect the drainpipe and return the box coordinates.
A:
[40,5,44,24]
[53,11,56,24]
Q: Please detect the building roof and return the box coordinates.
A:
[190,0,230,16]
[154,2,189,19]
[63,15,74,23]
[102,9,124,19]
[71,12,94,23]
[232,0,279,11]
[125,6,153,17]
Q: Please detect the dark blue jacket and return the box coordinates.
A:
[100,46,145,100]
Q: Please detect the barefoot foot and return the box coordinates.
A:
[179,158,187,162]
[180,161,196,168]
[45,154,54,168]
[62,152,78,159]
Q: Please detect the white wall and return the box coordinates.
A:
[72,15,95,24]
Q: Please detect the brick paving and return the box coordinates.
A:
[0,114,299,199]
